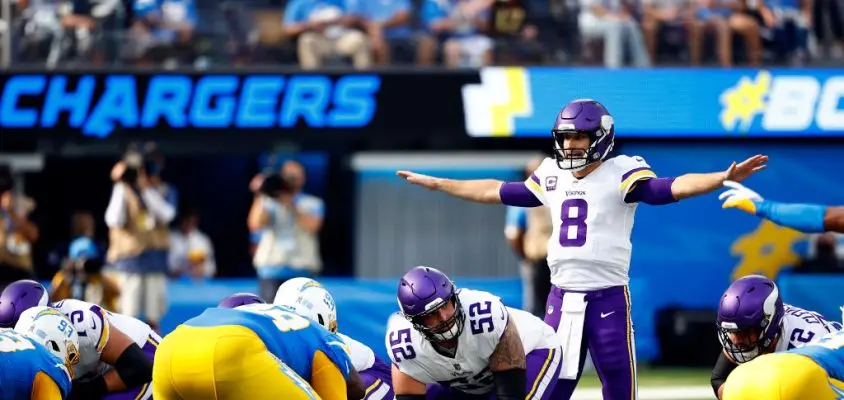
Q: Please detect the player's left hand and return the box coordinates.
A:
[724,154,768,183]
[719,180,764,215]
[397,170,442,190]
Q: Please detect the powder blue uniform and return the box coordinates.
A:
[791,330,844,381]
[0,328,73,400]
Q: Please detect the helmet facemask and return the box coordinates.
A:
[405,290,465,343]
[552,115,615,171]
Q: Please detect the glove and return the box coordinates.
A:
[718,180,764,215]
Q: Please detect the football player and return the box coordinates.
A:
[3,306,78,400]
[397,99,767,399]
[153,302,367,400]
[218,292,266,308]
[711,275,841,399]
[720,180,844,233]
[387,266,562,400]
[273,276,325,305]
[0,280,157,400]
[276,281,395,400]
[722,329,844,399]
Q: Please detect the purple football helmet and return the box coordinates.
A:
[551,99,615,171]
[397,266,465,342]
[0,280,50,328]
[219,292,266,308]
[716,275,784,364]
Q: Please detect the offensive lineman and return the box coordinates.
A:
[387,266,562,400]
[397,99,767,399]
[274,278,395,400]
[0,280,157,399]
[711,275,841,399]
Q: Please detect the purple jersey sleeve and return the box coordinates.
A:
[625,177,677,205]
[499,182,543,207]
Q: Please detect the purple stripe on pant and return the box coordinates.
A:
[424,347,563,400]
[102,335,158,400]
[544,285,637,400]
[360,356,394,400]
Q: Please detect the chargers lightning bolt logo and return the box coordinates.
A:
[461,68,532,137]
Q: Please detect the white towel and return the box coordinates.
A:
[557,292,587,379]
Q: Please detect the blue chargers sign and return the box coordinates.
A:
[0,74,381,137]
[462,67,844,137]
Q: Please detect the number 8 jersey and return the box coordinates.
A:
[525,155,655,290]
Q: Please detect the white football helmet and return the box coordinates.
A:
[15,306,81,371]
[293,286,338,333]
[273,277,323,306]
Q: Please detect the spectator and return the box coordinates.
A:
[127,0,197,67]
[688,1,733,66]
[730,0,766,65]
[168,209,216,280]
[641,0,693,63]
[796,233,843,273]
[765,0,811,64]
[504,157,551,317]
[812,0,844,59]
[578,0,651,67]
[104,151,175,331]
[49,211,120,311]
[419,0,495,67]
[15,0,66,66]
[61,0,123,64]
[0,167,38,292]
[353,0,415,65]
[249,160,324,302]
[283,0,372,69]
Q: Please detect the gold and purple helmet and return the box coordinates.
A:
[551,99,615,171]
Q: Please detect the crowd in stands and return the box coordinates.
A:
[1,0,842,68]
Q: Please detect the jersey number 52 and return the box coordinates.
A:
[560,199,588,247]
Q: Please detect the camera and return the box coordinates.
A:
[119,148,161,186]
[258,173,295,198]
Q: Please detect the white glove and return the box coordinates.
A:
[718,180,765,214]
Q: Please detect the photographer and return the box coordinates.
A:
[104,151,175,331]
[0,165,39,291]
[248,160,324,302]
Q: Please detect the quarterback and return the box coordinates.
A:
[710,275,841,399]
[397,99,767,399]
[153,302,366,400]
[387,266,563,400]
[720,180,844,233]
[3,307,78,400]
[0,280,156,400]
[274,280,395,400]
[722,329,844,399]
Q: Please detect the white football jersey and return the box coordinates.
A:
[525,155,656,290]
[339,332,376,371]
[774,304,841,352]
[386,289,556,395]
[52,299,155,380]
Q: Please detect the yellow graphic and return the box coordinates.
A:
[730,220,805,280]
[719,71,772,133]
[489,68,529,137]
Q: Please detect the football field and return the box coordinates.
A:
[572,368,714,400]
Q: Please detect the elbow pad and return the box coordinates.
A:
[493,369,527,400]
[114,343,153,389]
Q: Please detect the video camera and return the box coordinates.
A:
[258,173,295,198]
[119,144,162,186]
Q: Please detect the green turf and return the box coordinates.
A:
[577,367,711,388]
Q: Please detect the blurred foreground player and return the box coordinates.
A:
[397,99,767,399]
[387,266,562,400]
[276,280,394,400]
[2,306,78,400]
[710,275,841,399]
[723,329,844,399]
[720,180,844,233]
[1,280,157,400]
[153,302,366,400]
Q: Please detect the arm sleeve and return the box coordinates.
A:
[711,352,737,397]
[104,184,127,228]
[30,371,64,400]
[311,350,349,400]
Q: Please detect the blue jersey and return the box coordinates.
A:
[0,329,73,400]
[790,330,844,382]
[184,305,353,382]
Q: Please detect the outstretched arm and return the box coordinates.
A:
[720,180,843,233]
[396,171,542,207]
[670,155,767,201]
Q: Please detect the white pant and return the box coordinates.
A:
[107,271,167,323]
[579,12,651,68]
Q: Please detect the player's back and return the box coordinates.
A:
[789,330,844,382]
[0,328,72,400]
[184,304,352,382]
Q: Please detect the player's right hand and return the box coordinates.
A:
[718,180,764,215]
[397,170,442,190]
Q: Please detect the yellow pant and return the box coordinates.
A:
[723,353,844,400]
[152,325,321,400]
